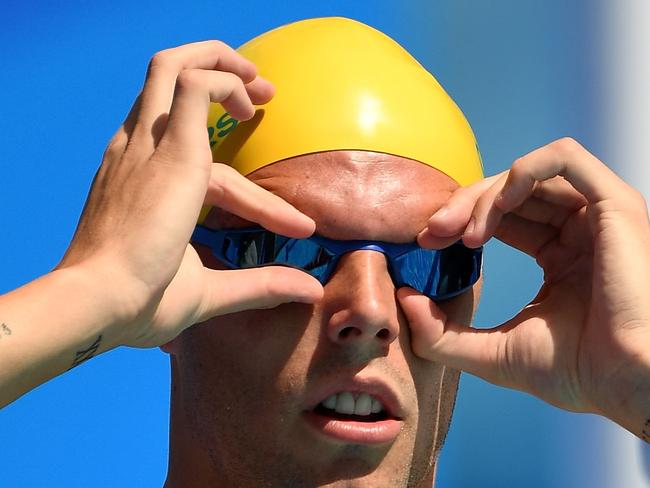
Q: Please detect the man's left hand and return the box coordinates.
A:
[398,138,650,441]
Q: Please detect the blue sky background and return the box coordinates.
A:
[0,1,640,487]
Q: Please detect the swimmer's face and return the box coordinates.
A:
[165,151,480,487]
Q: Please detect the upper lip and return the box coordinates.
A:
[305,375,405,420]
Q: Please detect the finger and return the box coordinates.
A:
[194,266,324,321]
[494,210,592,279]
[156,69,261,164]
[129,41,274,158]
[141,40,260,122]
[417,231,464,250]
[557,206,592,251]
[397,287,516,388]
[453,142,603,248]
[532,176,588,209]
[496,138,627,212]
[493,213,557,258]
[535,239,588,283]
[241,74,276,105]
[512,196,573,228]
[417,173,504,249]
[205,164,316,238]
[534,206,593,280]
[460,174,510,248]
[127,68,262,243]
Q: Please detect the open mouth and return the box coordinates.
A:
[313,392,392,422]
[305,391,402,445]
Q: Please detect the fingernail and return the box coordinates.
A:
[431,206,449,220]
[297,290,323,303]
[497,186,514,208]
[464,217,476,235]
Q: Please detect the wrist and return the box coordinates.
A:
[595,343,650,441]
[0,264,149,406]
[53,261,154,348]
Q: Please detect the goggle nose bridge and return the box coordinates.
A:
[314,244,401,286]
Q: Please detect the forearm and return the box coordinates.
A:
[0,266,129,408]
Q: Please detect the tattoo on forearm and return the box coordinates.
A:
[640,418,650,443]
[0,323,11,338]
[68,335,102,370]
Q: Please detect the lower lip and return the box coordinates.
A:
[304,411,402,445]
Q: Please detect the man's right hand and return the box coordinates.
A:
[58,41,323,348]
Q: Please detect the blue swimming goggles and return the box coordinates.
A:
[192,225,482,301]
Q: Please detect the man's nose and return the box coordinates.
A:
[323,250,399,347]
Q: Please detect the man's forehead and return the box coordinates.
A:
[206,150,458,242]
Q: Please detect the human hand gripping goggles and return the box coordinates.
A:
[192,226,482,301]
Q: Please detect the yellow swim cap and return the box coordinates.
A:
[202,17,483,223]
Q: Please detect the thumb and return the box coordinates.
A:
[195,266,324,321]
[397,287,514,388]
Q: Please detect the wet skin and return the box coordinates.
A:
[163,150,481,487]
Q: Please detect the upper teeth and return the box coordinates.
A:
[321,392,384,416]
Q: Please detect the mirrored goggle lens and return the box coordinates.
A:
[198,227,482,299]
[391,243,482,299]
[219,230,335,280]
